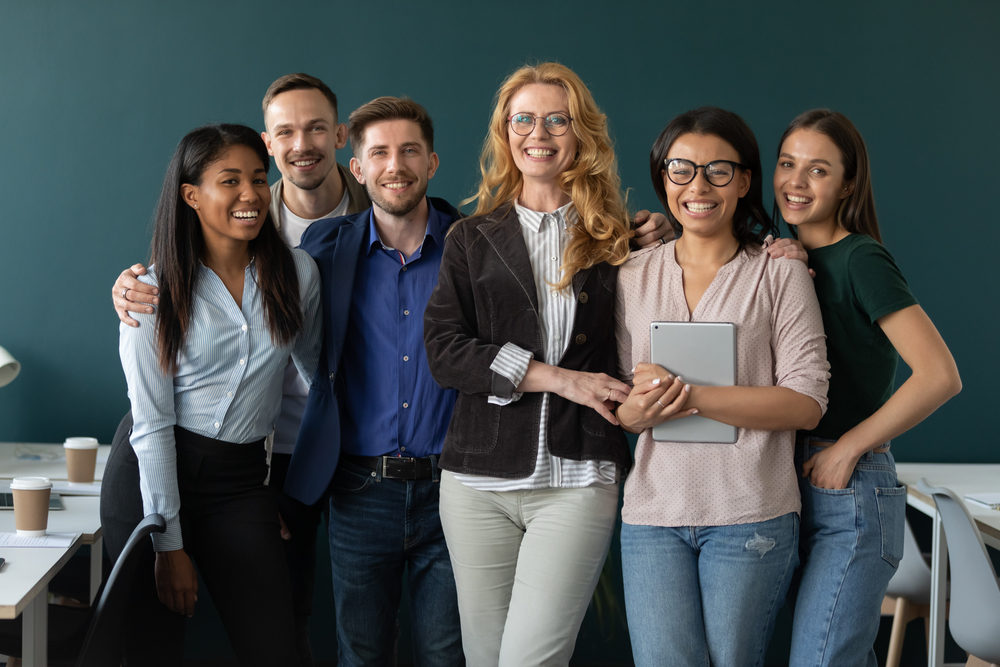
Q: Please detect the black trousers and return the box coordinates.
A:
[100,412,299,666]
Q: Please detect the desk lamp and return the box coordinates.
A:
[0,345,20,387]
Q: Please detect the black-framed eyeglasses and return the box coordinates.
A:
[663,158,746,187]
[508,113,574,136]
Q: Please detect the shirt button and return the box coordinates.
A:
[329,372,336,380]
[402,266,408,272]
[401,447,406,452]
[239,359,245,365]
[575,334,587,345]
[402,402,409,409]
[551,256,558,262]
[214,422,220,428]
[227,391,233,397]
[403,310,410,316]
[241,324,247,332]
[403,355,409,361]
[579,292,588,304]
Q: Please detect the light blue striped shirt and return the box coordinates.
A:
[119,248,322,551]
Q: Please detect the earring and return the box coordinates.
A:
[194,204,198,208]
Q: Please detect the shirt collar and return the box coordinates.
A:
[366,197,444,255]
[513,199,577,233]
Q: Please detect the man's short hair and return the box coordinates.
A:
[262,73,338,122]
[348,97,434,157]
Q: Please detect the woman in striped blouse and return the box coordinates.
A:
[107,124,321,666]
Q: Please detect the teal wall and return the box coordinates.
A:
[1,1,996,460]
[0,1,996,662]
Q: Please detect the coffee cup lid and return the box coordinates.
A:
[64,437,99,450]
[11,477,52,490]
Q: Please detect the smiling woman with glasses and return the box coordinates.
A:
[613,106,831,666]
[424,62,650,666]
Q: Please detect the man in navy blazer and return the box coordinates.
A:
[286,96,465,666]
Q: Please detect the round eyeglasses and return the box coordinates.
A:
[508,113,574,136]
[664,158,746,187]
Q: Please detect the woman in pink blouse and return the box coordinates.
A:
[614,107,830,667]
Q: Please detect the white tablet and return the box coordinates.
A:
[649,321,738,444]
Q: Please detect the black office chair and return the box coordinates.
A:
[0,513,165,666]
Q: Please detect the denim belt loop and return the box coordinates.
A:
[373,456,385,483]
[430,455,441,483]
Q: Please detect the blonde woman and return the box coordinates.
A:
[423,63,635,666]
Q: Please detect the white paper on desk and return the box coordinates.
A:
[0,532,78,547]
[14,444,65,462]
[964,493,1000,510]
[50,481,101,496]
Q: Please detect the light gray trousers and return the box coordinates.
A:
[439,471,619,667]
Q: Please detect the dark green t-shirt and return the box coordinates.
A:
[802,234,918,440]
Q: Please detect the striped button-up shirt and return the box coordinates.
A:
[455,200,617,491]
[119,249,322,550]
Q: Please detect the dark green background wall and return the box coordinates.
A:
[0,1,996,662]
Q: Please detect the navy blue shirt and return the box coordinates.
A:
[340,199,457,457]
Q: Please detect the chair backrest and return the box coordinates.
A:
[916,479,1000,663]
[885,516,933,603]
[76,513,166,667]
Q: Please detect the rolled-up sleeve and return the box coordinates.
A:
[770,261,830,414]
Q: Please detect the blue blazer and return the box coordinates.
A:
[284,197,461,506]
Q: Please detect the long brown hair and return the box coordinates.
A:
[464,62,631,290]
[774,109,882,243]
[150,124,303,374]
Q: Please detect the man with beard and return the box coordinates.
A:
[111,73,370,665]
[286,96,464,666]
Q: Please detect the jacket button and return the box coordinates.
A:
[575,334,587,345]
[329,372,336,380]
[579,292,588,304]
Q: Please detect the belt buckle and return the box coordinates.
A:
[382,455,414,480]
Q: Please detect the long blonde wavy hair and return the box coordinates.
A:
[464,62,632,290]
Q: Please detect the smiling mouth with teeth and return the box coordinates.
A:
[684,202,718,212]
[526,148,555,158]
[232,211,259,219]
[290,158,319,167]
[383,182,411,190]
[786,194,812,204]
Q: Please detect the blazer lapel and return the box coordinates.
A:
[326,215,367,367]
[479,206,540,314]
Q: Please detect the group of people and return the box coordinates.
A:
[103,62,961,667]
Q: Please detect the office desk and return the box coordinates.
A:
[0,534,83,667]
[895,463,1000,667]
[0,442,109,605]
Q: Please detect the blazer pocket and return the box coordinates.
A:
[449,396,501,454]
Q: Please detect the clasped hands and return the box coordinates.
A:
[616,362,699,434]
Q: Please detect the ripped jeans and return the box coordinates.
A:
[622,512,799,667]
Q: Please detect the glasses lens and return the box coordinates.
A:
[705,161,735,186]
[665,159,695,185]
[510,114,535,136]
[543,114,570,136]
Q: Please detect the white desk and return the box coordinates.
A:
[895,463,1000,667]
[0,535,83,667]
[0,442,109,603]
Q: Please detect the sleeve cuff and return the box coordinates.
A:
[489,343,533,400]
[151,517,183,552]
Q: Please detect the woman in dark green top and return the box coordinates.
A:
[770,109,962,667]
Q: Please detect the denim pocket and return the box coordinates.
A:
[875,484,907,567]
[331,460,376,494]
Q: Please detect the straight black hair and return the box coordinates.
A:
[649,106,776,250]
[150,123,302,374]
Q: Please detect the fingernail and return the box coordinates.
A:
[684,385,691,392]
[630,365,636,373]
[651,378,660,386]
[691,409,698,414]
[667,374,674,381]
[676,376,682,383]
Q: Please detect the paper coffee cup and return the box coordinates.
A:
[11,477,52,536]
[64,437,99,484]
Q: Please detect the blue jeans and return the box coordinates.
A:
[328,458,464,667]
[622,512,799,667]
[789,442,907,667]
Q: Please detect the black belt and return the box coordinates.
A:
[342,453,438,481]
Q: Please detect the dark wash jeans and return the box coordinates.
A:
[327,457,464,667]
